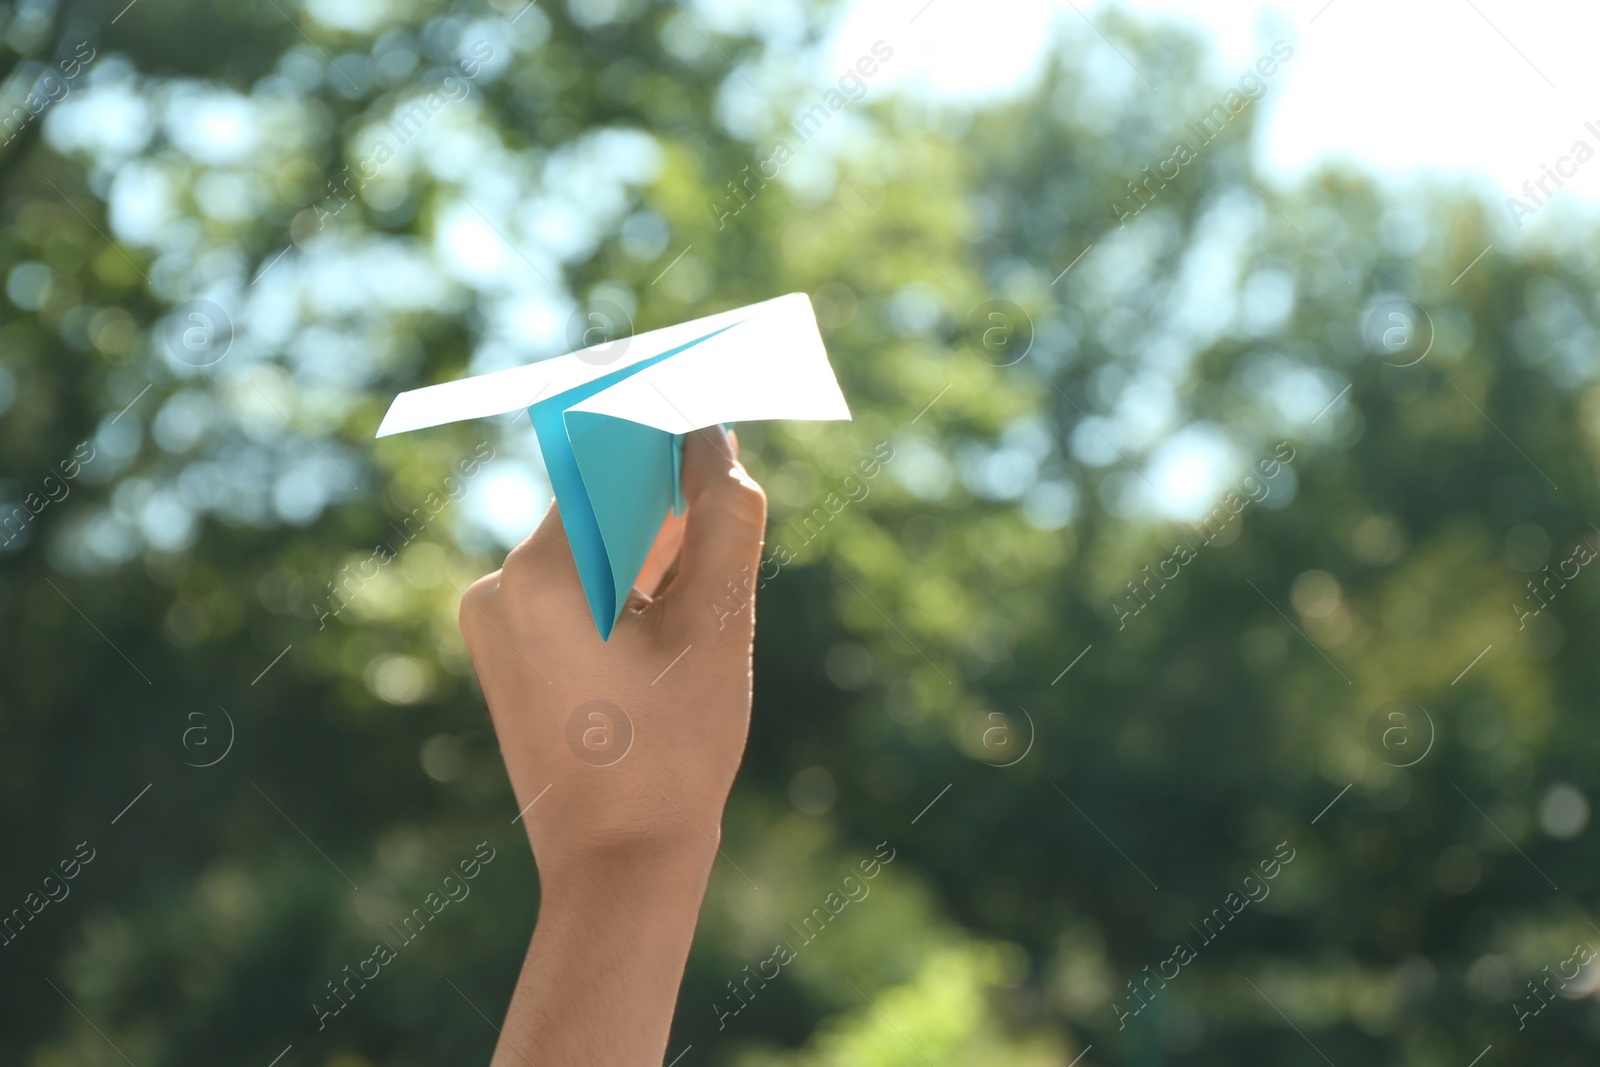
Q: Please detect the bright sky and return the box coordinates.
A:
[834,0,1600,241]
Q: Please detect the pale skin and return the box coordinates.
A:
[459,425,764,1066]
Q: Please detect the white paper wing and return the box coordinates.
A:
[564,292,851,431]
[373,294,817,437]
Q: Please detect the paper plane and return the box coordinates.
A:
[376,293,851,638]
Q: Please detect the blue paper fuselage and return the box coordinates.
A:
[528,326,734,639]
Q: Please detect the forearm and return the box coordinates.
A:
[493,838,717,1066]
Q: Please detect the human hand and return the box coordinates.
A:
[459,424,765,876]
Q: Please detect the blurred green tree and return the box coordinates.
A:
[2,1,1599,1065]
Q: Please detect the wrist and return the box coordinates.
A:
[536,832,718,912]
[505,815,721,1066]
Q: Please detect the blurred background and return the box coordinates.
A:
[3,0,1600,1062]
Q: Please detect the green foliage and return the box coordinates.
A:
[3,0,1600,1064]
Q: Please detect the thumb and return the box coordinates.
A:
[659,426,766,629]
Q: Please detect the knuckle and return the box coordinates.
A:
[457,573,500,633]
[501,541,535,576]
[721,469,767,519]
[702,492,765,538]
